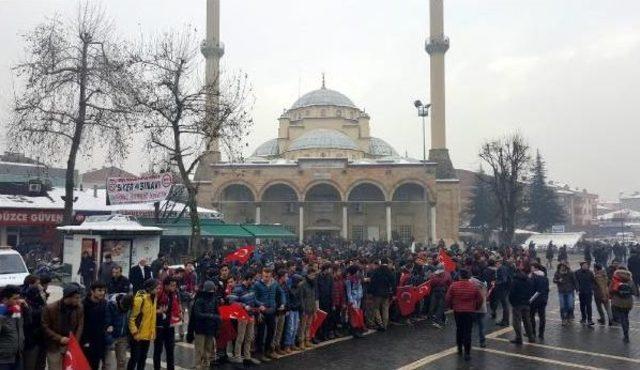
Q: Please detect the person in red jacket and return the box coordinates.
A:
[445,269,483,361]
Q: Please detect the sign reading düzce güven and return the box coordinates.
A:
[106,173,173,205]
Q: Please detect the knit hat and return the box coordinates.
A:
[62,283,82,298]
[202,281,217,293]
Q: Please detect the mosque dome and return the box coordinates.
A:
[369,137,399,157]
[291,86,356,110]
[288,129,359,152]
[252,138,279,157]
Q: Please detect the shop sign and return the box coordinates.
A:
[0,209,64,225]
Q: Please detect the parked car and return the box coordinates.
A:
[0,246,29,287]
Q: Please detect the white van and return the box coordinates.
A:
[0,246,29,287]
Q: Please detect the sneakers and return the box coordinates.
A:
[480,341,486,348]
[229,356,244,364]
[259,355,271,363]
[587,321,595,326]
[597,319,605,325]
[432,322,443,329]
[510,339,523,345]
[246,358,262,365]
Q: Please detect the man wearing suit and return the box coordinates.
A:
[129,258,153,293]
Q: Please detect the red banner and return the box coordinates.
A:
[309,310,328,339]
[0,209,63,226]
[439,249,456,273]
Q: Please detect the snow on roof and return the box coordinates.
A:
[58,214,163,233]
[523,232,585,249]
[597,209,640,221]
[0,187,221,218]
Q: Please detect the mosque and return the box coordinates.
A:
[194,0,460,244]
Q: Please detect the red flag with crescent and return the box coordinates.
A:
[63,333,91,370]
[396,286,417,316]
[224,245,255,265]
[438,248,456,273]
[219,303,251,321]
[416,282,432,300]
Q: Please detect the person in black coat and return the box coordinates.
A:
[575,261,596,325]
[107,265,131,295]
[129,259,153,293]
[509,268,535,344]
[369,258,396,331]
[188,281,220,370]
[316,263,334,340]
[78,251,96,287]
[22,283,47,370]
[529,263,550,340]
[81,281,108,370]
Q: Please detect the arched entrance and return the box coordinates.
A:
[260,183,299,234]
[218,184,256,224]
[391,182,432,244]
[304,183,342,240]
[347,183,387,241]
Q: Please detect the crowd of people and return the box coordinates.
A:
[0,239,639,369]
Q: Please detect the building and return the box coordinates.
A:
[0,152,75,187]
[80,166,137,189]
[194,0,460,244]
[194,82,460,244]
[548,181,598,230]
[620,192,640,212]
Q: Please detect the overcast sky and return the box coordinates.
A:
[1,0,639,200]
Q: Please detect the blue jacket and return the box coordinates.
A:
[105,294,129,340]
[253,279,278,313]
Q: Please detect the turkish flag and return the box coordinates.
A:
[223,245,255,265]
[438,248,456,273]
[396,286,417,316]
[416,282,432,300]
[309,310,328,339]
[63,333,91,370]
[219,303,250,321]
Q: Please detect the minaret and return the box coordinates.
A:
[425,0,455,179]
[201,0,225,163]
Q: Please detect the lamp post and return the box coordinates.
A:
[414,100,431,161]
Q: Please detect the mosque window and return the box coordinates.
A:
[397,225,413,243]
[320,109,326,117]
[351,225,365,241]
[337,109,342,117]
[321,152,326,158]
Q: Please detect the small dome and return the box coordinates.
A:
[369,137,399,157]
[291,86,356,110]
[252,139,279,157]
[288,129,359,152]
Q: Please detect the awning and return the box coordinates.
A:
[202,224,254,238]
[242,225,296,238]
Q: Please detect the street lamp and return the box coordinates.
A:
[414,100,431,161]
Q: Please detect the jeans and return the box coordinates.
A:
[613,307,630,340]
[153,327,175,370]
[473,313,486,344]
[530,304,546,337]
[256,312,276,354]
[233,319,255,359]
[454,312,474,354]
[429,289,446,324]
[512,305,534,341]
[558,292,575,320]
[491,287,510,323]
[127,340,151,370]
[284,311,300,347]
[578,292,593,322]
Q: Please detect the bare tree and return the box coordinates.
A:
[10,4,135,225]
[479,133,531,245]
[130,30,252,255]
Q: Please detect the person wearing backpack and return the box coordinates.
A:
[127,279,159,370]
[609,267,639,343]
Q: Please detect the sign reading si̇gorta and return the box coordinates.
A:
[106,173,173,205]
